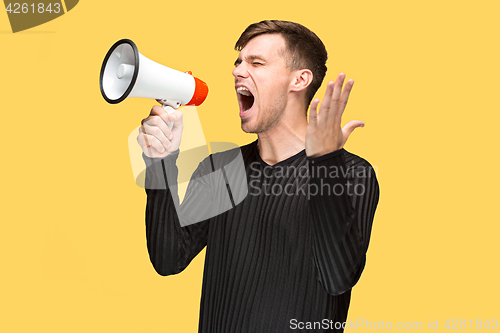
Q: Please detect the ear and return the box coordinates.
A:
[290,69,313,92]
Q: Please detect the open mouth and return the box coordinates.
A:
[237,86,255,112]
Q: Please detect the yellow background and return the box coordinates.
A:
[1,0,499,331]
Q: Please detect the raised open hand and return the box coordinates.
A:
[305,73,364,158]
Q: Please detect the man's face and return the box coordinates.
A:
[232,34,294,134]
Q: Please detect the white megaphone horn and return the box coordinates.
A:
[99,39,208,128]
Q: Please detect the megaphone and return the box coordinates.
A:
[99,39,208,128]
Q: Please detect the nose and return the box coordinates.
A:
[232,62,248,79]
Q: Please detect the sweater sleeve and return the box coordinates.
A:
[143,151,211,276]
[307,148,380,295]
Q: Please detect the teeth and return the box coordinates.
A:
[237,86,252,96]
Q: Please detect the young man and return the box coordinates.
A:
[138,20,379,332]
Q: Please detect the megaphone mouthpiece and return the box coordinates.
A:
[117,64,135,80]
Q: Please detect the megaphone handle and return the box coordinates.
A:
[162,104,176,130]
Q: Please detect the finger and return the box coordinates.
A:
[138,128,155,155]
[342,120,365,140]
[139,125,171,153]
[319,81,335,118]
[140,133,169,154]
[329,73,345,112]
[143,114,173,142]
[150,104,167,116]
[337,79,355,119]
[138,126,170,152]
[150,105,171,127]
[308,98,320,127]
[142,122,171,150]
[139,125,151,148]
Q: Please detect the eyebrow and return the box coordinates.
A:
[234,55,267,66]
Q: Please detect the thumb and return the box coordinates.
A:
[168,110,184,131]
[342,120,364,139]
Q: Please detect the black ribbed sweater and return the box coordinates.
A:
[144,140,379,332]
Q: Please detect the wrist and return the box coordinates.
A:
[306,147,343,159]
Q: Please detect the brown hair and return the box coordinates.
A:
[235,20,328,107]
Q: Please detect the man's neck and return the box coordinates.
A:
[256,114,308,166]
